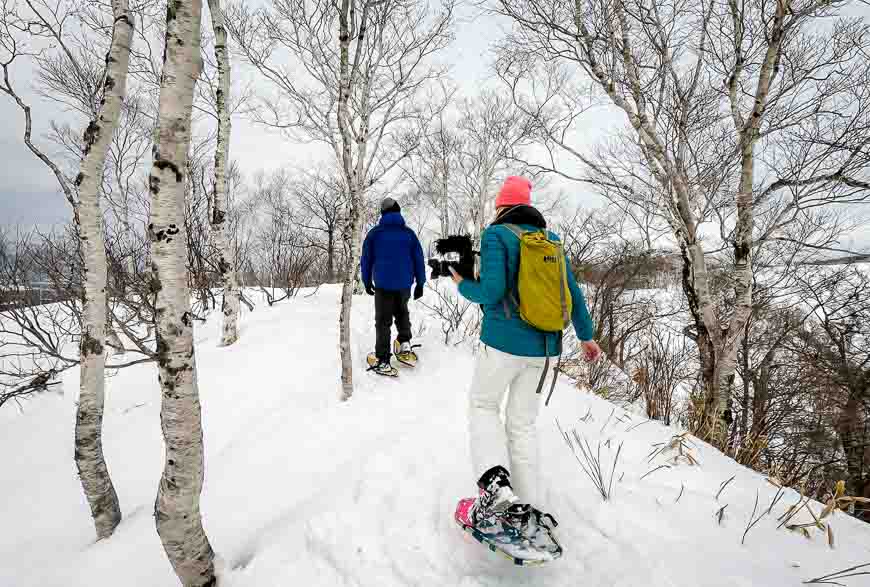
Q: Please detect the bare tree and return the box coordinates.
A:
[494,0,870,441]
[73,0,135,540]
[229,0,455,401]
[295,172,347,282]
[148,0,216,583]
[793,266,870,510]
[0,0,139,538]
[205,0,240,346]
[456,90,536,240]
[402,99,463,238]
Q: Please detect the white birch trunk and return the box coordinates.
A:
[713,3,787,418]
[148,0,216,584]
[337,0,367,402]
[73,0,133,540]
[207,0,240,347]
[476,172,489,243]
[440,168,450,237]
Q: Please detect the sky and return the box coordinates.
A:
[0,1,516,227]
[1,1,868,253]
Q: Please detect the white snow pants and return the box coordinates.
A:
[468,345,547,505]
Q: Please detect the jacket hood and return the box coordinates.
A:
[379,211,406,227]
[490,205,547,229]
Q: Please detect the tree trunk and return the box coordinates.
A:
[73,0,133,540]
[336,0,370,401]
[440,166,449,237]
[837,394,868,501]
[709,0,786,439]
[148,0,216,584]
[106,298,124,356]
[476,177,488,244]
[750,364,770,440]
[327,231,335,282]
[207,0,240,347]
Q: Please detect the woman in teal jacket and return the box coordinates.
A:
[451,176,601,543]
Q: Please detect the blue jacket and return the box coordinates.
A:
[458,206,594,357]
[361,212,426,292]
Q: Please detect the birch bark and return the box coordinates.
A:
[148,0,216,584]
[73,0,134,540]
[207,0,240,347]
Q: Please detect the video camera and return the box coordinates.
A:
[427,235,477,280]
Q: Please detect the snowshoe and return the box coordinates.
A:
[453,466,562,565]
[366,353,398,378]
[393,340,419,368]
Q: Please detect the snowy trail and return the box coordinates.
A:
[2,286,870,587]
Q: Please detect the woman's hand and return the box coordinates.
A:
[448,266,464,285]
[581,340,602,362]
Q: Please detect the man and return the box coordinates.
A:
[360,197,426,376]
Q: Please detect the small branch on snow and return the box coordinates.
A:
[716,475,736,501]
[600,407,616,433]
[803,562,870,585]
[742,485,787,545]
[640,464,671,481]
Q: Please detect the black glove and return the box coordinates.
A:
[414,284,424,300]
[365,283,375,296]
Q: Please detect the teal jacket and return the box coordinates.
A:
[458,206,594,357]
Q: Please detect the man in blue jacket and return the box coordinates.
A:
[361,197,426,375]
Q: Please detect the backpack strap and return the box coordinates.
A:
[557,242,570,327]
[535,338,550,396]
[502,223,525,240]
[544,333,564,406]
[501,224,524,319]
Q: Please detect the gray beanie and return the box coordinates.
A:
[380,197,401,215]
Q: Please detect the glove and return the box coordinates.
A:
[414,284,424,300]
[365,283,375,296]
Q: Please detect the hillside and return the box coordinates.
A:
[2,286,869,587]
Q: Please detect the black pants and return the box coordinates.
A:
[375,288,412,362]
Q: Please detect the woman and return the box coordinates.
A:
[451,176,601,542]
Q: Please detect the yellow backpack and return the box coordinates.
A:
[502,224,572,332]
[502,224,572,406]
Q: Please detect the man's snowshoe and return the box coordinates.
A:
[366,353,398,377]
[393,340,419,368]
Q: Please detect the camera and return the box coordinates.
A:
[427,235,477,280]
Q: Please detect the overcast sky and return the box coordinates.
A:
[0,2,516,226]
[1,2,868,251]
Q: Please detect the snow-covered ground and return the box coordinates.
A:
[2,285,869,587]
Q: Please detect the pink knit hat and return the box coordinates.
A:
[495,176,532,208]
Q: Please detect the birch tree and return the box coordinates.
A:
[73,0,135,540]
[148,0,216,583]
[1,0,138,538]
[456,91,535,241]
[229,0,455,401]
[495,0,870,440]
[206,0,240,346]
[402,101,462,239]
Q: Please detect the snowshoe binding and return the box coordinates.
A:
[366,353,398,378]
[393,340,419,368]
[454,466,562,565]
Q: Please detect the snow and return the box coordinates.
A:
[2,285,869,587]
